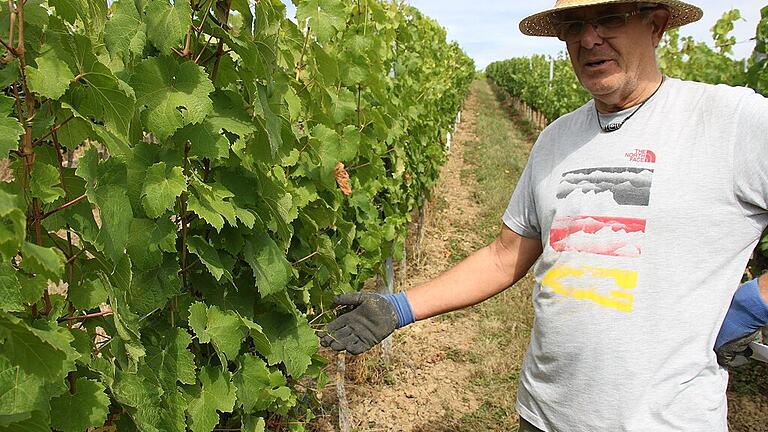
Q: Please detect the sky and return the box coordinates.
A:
[282,1,762,70]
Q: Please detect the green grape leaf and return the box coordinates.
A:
[128,254,181,316]
[187,182,237,232]
[0,356,48,427]
[20,242,65,279]
[0,60,19,89]
[243,234,292,298]
[131,56,214,140]
[173,121,230,161]
[296,0,346,43]
[261,312,316,377]
[0,410,50,432]
[26,48,74,99]
[145,0,193,55]
[0,190,25,260]
[188,302,245,364]
[68,277,108,311]
[145,328,196,390]
[112,371,185,431]
[49,378,110,432]
[187,236,227,281]
[0,313,76,380]
[233,354,293,412]
[0,96,23,157]
[88,185,133,262]
[105,0,146,60]
[0,263,24,313]
[48,0,107,35]
[63,34,136,137]
[254,83,282,156]
[242,415,267,432]
[186,366,236,432]
[29,163,65,204]
[141,162,186,219]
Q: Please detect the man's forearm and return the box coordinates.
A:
[760,273,768,305]
[406,230,542,320]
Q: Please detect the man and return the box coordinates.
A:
[320,1,768,431]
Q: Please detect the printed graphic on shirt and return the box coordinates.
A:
[625,149,656,163]
[550,216,646,257]
[541,265,638,312]
[557,167,654,206]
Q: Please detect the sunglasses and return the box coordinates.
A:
[555,8,655,42]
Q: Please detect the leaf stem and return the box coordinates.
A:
[40,194,87,220]
[31,115,75,147]
[292,250,319,266]
[295,23,311,80]
[0,36,14,54]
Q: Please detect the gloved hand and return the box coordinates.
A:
[715,278,768,368]
[319,292,415,355]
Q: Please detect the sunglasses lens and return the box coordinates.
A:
[596,14,628,28]
[557,21,584,41]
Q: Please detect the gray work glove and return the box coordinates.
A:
[716,331,760,368]
[318,292,398,355]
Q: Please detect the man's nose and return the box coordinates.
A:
[576,23,604,49]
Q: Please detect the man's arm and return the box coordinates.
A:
[407,224,543,320]
[319,224,543,354]
[715,273,768,367]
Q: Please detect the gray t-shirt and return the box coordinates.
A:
[503,77,768,432]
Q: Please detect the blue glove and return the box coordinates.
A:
[715,278,768,367]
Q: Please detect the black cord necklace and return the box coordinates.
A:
[596,76,666,133]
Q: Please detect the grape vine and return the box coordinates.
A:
[0,0,474,431]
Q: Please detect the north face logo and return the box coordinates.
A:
[626,149,656,163]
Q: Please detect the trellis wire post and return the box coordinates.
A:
[379,256,395,364]
[336,353,350,432]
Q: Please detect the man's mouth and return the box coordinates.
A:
[585,59,612,67]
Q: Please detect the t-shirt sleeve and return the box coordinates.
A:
[503,157,541,239]
[733,90,768,223]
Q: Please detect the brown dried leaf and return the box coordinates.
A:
[0,158,14,183]
[334,162,352,196]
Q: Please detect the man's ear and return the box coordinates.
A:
[649,8,671,47]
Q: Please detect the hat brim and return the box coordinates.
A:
[519,0,703,37]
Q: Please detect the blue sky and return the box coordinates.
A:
[282,1,762,69]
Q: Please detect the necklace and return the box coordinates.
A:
[596,76,666,133]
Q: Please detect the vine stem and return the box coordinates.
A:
[209,0,232,81]
[181,27,193,58]
[57,310,113,323]
[13,0,50,314]
[7,0,14,48]
[179,140,192,292]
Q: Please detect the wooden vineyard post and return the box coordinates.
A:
[336,353,350,432]
[379,256,395,364]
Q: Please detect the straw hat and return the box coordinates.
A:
[519,0,703,37]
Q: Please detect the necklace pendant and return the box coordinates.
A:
[604,123,622,132]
